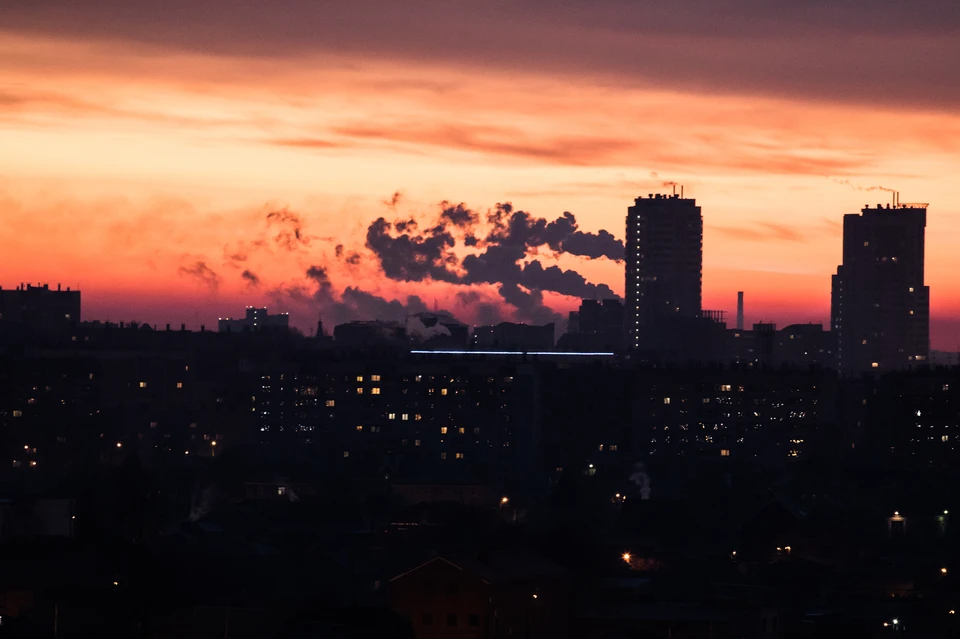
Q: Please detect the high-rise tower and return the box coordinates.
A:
[831,202,929,375]
[625,194,703,350]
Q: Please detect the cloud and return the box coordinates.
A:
[241,269,260,287]
[3,0,960,110]
[713,222,806,243]
[178,260,221,291]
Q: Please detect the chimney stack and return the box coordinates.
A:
[736,292,744,331]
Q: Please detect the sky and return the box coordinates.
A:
[1,0,959,347]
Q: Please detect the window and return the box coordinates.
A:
[609,445,618,451]
[663,397,671,405]
[356,376,363,382]
[909,287,915,293]
[176,382,183,389]
[415,414,422,421]
[388,413,396,420]
[402,413,409,421]
[721,449,731,457]
[343,451,350,458]
[456,452,464,459]
[89,373,94,380]
[371,375,381,382]
[278,486,286,496]
[441,427,448,434]
[446,614,457,628]
[458,427,465,434]
[415,439,421,447]
[12,410,22,418]
[441,452,447,460]
[474,427,480,434]
[356,388,363,394]
[871,362,879,369]
[422,613,433,627]
[356,425,363,431]
[139,382,147,388]
[863,241,869,247]
[326,400,335,407]
[721,384,732,392]
[371,387,381,395]
[441,389,448,396]
[469,614,480,627]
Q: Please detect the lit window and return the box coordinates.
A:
[371,388,381,395]
[415,414,422,421]
[371,375,381,382]
[943,435,949,443]
[455,452,464,459]
[65,314,71,320]
[12,410,22,418]
[909,287,914,293]
[909,310,914,315]
[388,413,396,420]
[415,439,421,447]
[89,373,94,380]
[441,388,448,396]
[862,339,867,345]
[415,375,422,382]
[343,451,350,458]
[326,400,335,407]
[139,382,147,388]
[356,425,363,431]
[278,486,286,496]
[458,427,465,434]
[599,444,604,451]
[863,241,869,247]
[441,427,448,434]
[356,388,363,394]
[720,449,730,457]
[402,413,409,421]
[872,362,879,368]
[441,452,447,460]
[176,382,183,389]
[356,376,363,382]
[721,384,732,392]
[609,445,618,451]
[663,397,671,405]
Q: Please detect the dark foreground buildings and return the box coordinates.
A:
[625,194,703,351]
[832,202,930,375]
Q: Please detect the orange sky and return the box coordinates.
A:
[1,21,959,346]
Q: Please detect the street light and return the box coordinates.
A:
[622,552,632,564]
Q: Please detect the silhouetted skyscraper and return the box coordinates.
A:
[831,203,929,375]
[625,194,702,349]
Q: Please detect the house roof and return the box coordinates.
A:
[390,551,567,585]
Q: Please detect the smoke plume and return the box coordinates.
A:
[178,260,221,291]
[241,269,261,287]
[629,462,652,500]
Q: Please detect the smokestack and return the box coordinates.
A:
[736,292,744,331]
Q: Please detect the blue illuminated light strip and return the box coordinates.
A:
[410,350,615,356]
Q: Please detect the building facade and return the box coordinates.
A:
[831,203,929,375]
[625,195,702,350]
[218,307,290,333]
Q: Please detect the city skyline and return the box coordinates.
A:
[2,2,960,347]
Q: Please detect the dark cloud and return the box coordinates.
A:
[381,191,403,210]
[364,216,460,282]
[177,260,221,291]
[241,269,261,287]
[300,264,431,326]
[361,199,620,324]
[266,207,311,251]
[6,1,959,110]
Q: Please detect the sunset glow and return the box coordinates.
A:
[2,3,959,346]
